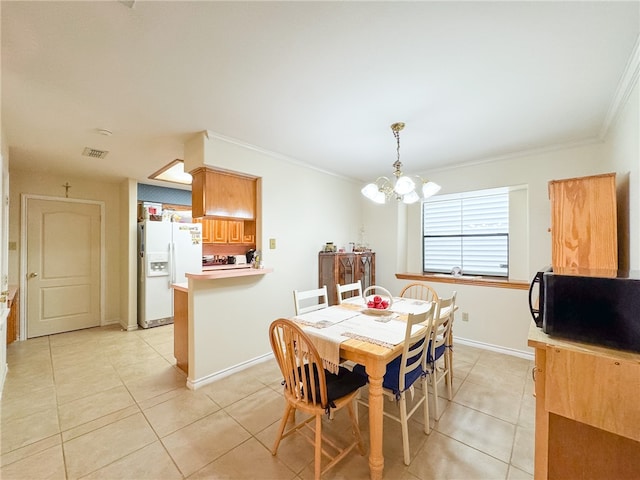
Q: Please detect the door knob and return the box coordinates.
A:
[28,272,39,279]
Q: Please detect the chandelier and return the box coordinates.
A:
[361,122,441,204]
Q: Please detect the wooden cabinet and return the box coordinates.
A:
[6,287,19,345]
[528,324,640,480]
[196,218,254,245]
[210,219,228,243]
[319,252,375,306]
[173,287,188,374]
[227,220,243,243]
[549,173,617,270]
[242,220,256,243]
[191,167,257,220]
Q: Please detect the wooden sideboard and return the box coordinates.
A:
[528,322,640,479]
[318,252,375,305]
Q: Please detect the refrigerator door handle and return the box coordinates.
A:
[169,242,176,286]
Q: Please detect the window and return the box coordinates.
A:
[423,187,509,277]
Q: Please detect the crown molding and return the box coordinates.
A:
[202,130,356,182]
[599,34,640,140]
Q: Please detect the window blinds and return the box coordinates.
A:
[423,188,509,277]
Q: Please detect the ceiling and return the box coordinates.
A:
[2,1,639,189]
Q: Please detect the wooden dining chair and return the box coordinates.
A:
[428,291,456,419]
[269,318,367,480]
[399,282,439,303]
[352,304,436,465]
[293,285,329,315]
[336,280,363,304]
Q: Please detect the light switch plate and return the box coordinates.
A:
[269,238,276,249]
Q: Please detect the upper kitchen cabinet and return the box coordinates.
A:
[191,167,257,220]
[548,173,617,271]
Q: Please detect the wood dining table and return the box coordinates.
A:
[340,326,407,479]
[294,301,434,480]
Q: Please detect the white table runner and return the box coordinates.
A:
[292,305,427,373]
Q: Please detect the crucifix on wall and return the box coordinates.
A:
[62,182,71,198]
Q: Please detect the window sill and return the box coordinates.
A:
[395,272,529,290]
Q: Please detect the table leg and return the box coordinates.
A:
[367,366,385,480]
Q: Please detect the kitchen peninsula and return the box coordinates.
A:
[173,265,273,389]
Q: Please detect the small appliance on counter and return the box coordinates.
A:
[245,248,256,264]
[529,267,640,353]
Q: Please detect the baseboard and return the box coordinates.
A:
[454,336,534,361]
[186,352,274,390]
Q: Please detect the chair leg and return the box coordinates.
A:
[422,376,430,434]
[399,394,411,465]
[445,351,453,401]
[314,414,322,480]
[353,390,359,425]
[272,403,293,454]
[347,400,366,455]
[431,366,440,420]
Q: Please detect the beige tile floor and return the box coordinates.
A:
[1,324,535,480]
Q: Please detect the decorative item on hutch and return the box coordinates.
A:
[319,251,375,306]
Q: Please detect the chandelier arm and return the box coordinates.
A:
[362,121,440,204]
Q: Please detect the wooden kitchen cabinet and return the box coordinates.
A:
[319,252,375,306]
[548,173,617,270]
[227,220,243,243]
[528,324,640,479]
[242,221,256,243]
[210,219,228,243]
[190,167,257,220]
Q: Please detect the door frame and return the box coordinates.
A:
[20,194,105,341]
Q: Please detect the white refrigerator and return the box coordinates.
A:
[137,221,202,328]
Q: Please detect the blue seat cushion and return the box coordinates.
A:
[298,364,367,407]
[427,342,446,363]
[353,339,426,397]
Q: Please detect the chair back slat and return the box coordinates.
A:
[430,292,457,360]
[398,303,435,393]
[336,281,363,304]
[269,318,329,408]
[293,286,329,315]
[400,282,439,303]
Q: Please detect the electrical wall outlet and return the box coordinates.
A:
[462,312,469,322]
[269,238,276,249]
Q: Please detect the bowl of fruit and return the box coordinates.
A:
[362,286,394,315]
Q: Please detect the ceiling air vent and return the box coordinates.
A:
[82,147,109,159]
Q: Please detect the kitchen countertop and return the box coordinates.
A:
[172,282,188,293]
[186,266,273,280]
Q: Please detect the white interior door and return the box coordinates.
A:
[26,197,102,338]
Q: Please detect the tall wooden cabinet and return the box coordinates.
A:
[319,252,375,306]
[548,173,617,270]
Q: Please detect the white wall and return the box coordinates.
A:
[120,178,138,331]
[603,80,640,270]
[0,131,9,390]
